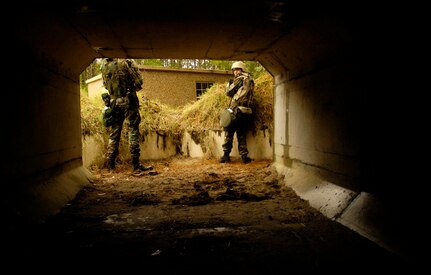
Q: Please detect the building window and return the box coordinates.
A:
[196,82,214,98]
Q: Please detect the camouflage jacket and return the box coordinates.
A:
[225,72,254,108]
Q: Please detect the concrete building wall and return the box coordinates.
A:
[86,66,231,106]
[141,67,231,107]
[87,74,106,99]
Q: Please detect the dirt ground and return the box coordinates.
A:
[5,157,414,273]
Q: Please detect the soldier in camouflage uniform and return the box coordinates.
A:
[100,58,153,172]
[219,61,254,164]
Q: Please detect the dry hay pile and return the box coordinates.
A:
[139,71,274,134]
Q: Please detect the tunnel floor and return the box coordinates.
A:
[5,158,413,273]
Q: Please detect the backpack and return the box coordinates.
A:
[101,59,143,98]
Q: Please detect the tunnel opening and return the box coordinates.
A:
[79,58,274,171]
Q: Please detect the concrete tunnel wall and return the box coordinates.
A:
[2,4,414,263]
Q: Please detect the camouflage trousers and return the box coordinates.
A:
[107,107,142,167]
[221,117,250,157]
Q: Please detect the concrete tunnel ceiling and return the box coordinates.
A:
[71,1,291,59]
[12,1,308,74]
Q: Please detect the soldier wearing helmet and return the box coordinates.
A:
[219,61,254,164]
[100,58,153,172]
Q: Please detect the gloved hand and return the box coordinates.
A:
[101,93,111,107]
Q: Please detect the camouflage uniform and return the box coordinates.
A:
[221,70,254,163]
[101,58,152,171]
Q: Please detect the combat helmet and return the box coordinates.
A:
[231,61,247,71]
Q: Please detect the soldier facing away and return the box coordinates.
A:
[100,58,153,172]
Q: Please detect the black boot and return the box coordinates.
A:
[219,152,231,163]
[132,156,152,172]
[134,164,153,171]
[241,155,252,164]
[107,159,115,170]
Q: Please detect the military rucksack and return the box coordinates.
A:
[101,59,143,98]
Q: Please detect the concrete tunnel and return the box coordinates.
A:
[2,1,416,264]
